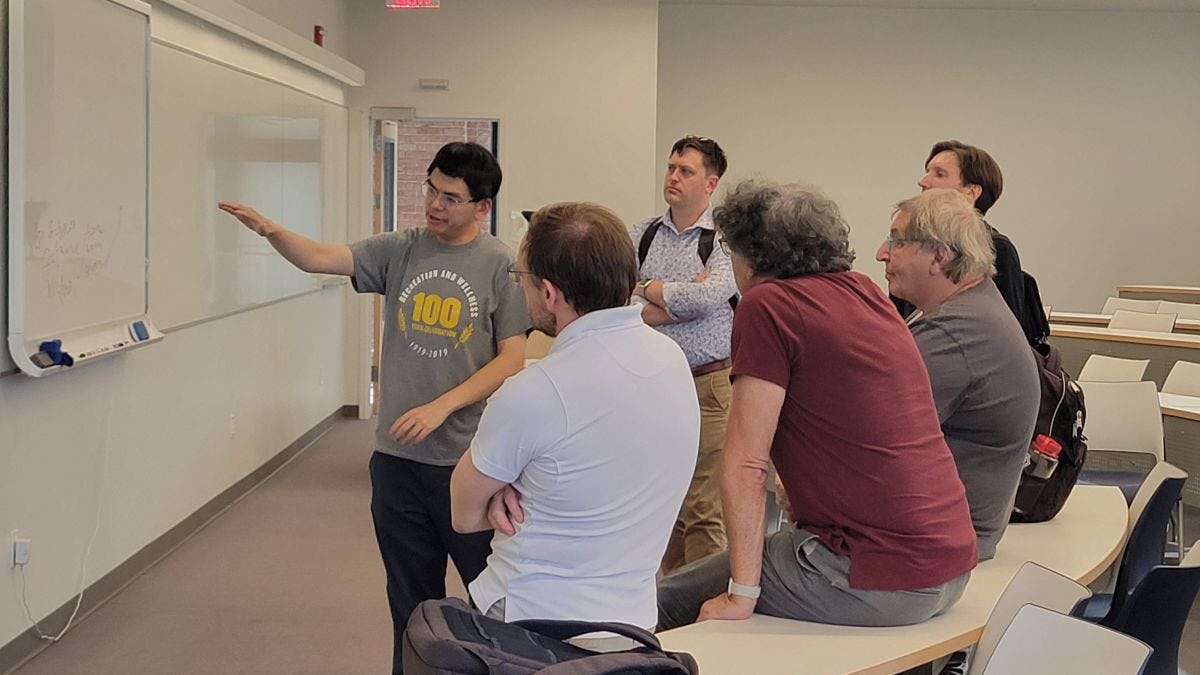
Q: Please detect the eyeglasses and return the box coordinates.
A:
[507,265,535,284]
[718,236,731,255]
[421,181,478,209]
[884,234,925,252]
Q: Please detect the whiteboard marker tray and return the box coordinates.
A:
[9,316,163,377]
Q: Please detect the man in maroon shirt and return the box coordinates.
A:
[657,179,977,630]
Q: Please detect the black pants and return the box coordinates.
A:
[369,452,493,674]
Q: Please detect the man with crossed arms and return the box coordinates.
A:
[631,135,738,572]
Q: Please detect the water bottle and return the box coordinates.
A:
[1027,434,1062,480]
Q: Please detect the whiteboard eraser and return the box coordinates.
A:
[130,320,150,341]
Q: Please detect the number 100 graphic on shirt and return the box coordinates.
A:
[395,268,480,359]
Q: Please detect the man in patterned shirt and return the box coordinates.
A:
[631,135,738,573]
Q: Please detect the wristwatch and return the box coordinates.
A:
[636,279,653,297]
[727,578,761,600]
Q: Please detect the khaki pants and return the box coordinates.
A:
[661,367,731,574]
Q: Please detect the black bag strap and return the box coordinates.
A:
[695,226,738,309]
[636,218,664,268]
[536,651,699,674]
[638,219,719,267]
[697,228,715,265]
[512,618,661,650]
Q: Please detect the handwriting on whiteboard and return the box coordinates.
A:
[28,210,122,301]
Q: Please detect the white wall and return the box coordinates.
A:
[345,0,661,248]
[234,0,352,60]
[0,0,357,651]
[9,0,1198,657]
[657,4,1200,311]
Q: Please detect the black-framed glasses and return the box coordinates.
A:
[421,181,478,209]
[507,265,535,284]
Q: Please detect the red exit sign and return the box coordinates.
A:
[386,0,440,8]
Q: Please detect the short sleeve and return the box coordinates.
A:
[730,284,798,390]
[490,248,531,341]
[350,230,416,295]
[470,367,562,483]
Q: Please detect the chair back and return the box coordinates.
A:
[1110,463,1188,625]
[1105,541,1200,675]
[1102,297,1161,315]
[1156,300,1200,321]
[1078,355,1150,383]
[966,563,1092,675]
[1127,462,1187,538]
[1108,310,1177,333]
[1162,360,1200,397]
[1079,380,1165,462]
[982,604,1151,674]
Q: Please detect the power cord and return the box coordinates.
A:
[16,417,111,642]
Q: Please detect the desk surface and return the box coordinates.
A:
[1052,311,1200,334]
[657,486,1127,675]
[1162,392,1200,422]
[1050,324,1200,349]
[1117,285,1200,295]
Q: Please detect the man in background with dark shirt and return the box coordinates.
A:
[894,140,1045,344]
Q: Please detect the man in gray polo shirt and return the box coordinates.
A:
[875,188,1039,560]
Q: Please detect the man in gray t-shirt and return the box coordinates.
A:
[876,189,1038,560]
[220,142,528,674]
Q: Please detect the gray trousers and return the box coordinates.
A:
[657,528,970,631]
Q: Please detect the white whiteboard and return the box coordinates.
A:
[7,0,151,373]
[148,40,348,330]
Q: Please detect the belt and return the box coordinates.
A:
[692,358,731,378]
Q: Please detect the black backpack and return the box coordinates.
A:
[402,598,699,675]
[637,218,737,310]
[1010,341,1088,523]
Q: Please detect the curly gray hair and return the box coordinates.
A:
[714,179,855,278]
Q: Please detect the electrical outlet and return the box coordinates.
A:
[10,530,30,567]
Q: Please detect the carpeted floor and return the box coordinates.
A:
[9,416,1199,674]
[11,417,450,674]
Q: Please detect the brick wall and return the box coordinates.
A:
[394,120,494,230]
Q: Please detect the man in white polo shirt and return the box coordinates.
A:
[450,201,699,635]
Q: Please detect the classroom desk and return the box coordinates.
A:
[1050,311,1200,335]
[1161,393,1200,505]
[1049,324,1200,502]
[1118,285,1200,304]
[657,486,1127,675]
[1161,392,1200,422]
[1048,324,1200,389]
